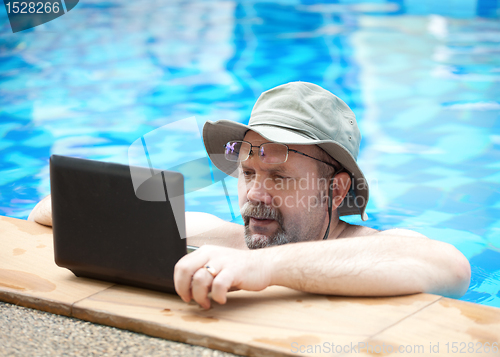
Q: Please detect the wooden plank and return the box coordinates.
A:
[0,216,113,316]
[72,285,440,357]
[342,298,500,357]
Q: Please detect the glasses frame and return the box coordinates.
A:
[224,140,341,171]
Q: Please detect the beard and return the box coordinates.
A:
[241,202,302,249]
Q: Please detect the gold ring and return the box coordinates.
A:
[204,265,217,278]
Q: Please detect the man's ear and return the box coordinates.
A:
[332,172,351,208]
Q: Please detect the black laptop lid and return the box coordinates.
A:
[50,155,187,294]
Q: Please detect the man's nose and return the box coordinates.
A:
[246,174,273,206]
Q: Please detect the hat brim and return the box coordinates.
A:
[203,120,369,221]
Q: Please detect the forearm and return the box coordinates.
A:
[186,212,247,250]
[264,236,470,298]
[187,231,247,250]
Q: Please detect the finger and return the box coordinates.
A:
[191,267,215,309]
[174,253,210,303]
[211,269,234,305]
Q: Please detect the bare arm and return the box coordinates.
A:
[267,231,471,298]
[185,212,246,250]
[174,230,471,308]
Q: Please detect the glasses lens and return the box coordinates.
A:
[225,141,250,162]
[260,143,288,164]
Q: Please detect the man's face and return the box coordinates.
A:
[237,131,330,249]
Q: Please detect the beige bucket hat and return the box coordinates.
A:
[203,81,369,221]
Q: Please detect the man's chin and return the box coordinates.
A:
[245,233,271,249]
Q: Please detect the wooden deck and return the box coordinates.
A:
[1,215,498,356]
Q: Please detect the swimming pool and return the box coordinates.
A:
[1,0,499,307]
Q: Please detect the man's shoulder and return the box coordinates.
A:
[338,221,428,239]
[338,221,378,238]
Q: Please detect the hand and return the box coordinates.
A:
[174,245,272,309]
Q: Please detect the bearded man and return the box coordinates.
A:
[30,82,471,310]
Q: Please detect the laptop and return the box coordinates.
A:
[50,154,194,294]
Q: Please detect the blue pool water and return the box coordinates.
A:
[1,0,499,307]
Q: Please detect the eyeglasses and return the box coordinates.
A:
[224,140,340,170]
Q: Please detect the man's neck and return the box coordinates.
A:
[326,217,347,240]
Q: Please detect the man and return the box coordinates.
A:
[29,82,471,310]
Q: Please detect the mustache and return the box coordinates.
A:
[241,202,284,226]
